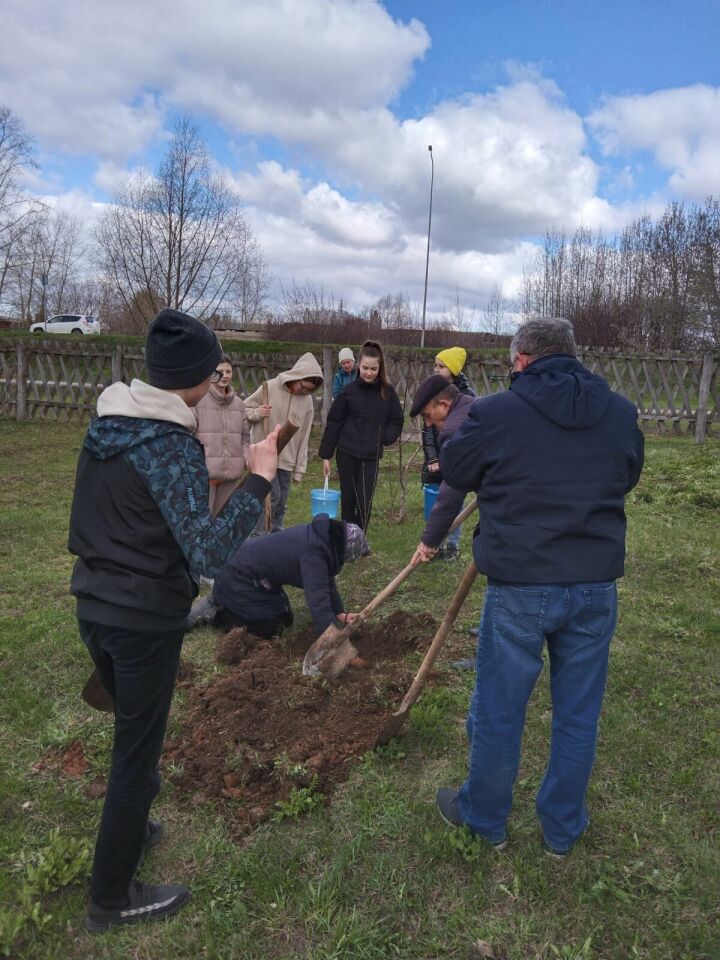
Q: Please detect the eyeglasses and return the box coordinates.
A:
[211,370,223,383]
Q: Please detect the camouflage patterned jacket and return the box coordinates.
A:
[68,379,269,631]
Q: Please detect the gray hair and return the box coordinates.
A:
[510,317,577,364]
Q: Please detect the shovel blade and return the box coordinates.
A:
[81,669,114,713]
[302,623,358,679]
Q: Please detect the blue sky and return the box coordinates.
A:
[1,0,719,320]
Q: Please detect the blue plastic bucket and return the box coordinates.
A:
[423,483,441,520]
[311,487,341,519]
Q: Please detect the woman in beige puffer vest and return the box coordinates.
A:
[194,355,250,516]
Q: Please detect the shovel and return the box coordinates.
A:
[81,419,300,712]
[376,559,478,745]
[302,498,478,680]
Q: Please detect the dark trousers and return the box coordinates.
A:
[336,450,379,531]
[79,619,184,907]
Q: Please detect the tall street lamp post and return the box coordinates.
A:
[420,144,434,349]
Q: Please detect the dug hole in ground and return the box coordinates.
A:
[163,611,439,835]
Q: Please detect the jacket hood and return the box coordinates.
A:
[97,379,197,431]
[87,378,196,460]
[277,352,324,385]
[510,354,611,429]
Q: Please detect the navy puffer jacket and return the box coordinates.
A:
[214,515,346,633]
[440,354,644,584]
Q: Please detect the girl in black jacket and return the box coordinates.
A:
[319,340,403,530]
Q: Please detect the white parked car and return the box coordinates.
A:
[30,314,101,335]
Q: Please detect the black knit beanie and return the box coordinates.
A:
[145,308,222,389]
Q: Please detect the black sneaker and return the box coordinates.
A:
[444,543,460,562]
[136,818,163,869]
[435,787,507,849]
[86,880,190,933]
[430,546,446,562]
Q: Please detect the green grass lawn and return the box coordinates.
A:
[0,421,718,960]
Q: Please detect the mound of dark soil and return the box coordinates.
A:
[164,611,438,833]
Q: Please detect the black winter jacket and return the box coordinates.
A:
[440,354,644,584]
[68,395,268,631]
[319,378,404,462]
[214,515,346,633]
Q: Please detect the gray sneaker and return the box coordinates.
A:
[187,592,221,630]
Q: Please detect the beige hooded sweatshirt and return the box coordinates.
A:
[244,352,323,482]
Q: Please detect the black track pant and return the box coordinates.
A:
[336,450,379,531]
[79,620,183,907]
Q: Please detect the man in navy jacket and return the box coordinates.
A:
[435,317,644,856]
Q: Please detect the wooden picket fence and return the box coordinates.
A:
[0,339,717,443]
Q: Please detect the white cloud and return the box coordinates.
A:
[588,85,720,200]
[0,0,428,161]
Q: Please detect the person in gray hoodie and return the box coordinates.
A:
[244,352,323,533]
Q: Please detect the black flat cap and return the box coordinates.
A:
[410,374,453,418]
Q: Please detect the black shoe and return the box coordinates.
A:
[430,546,446,562]
[444,543,460,562]
[86,880,190,933]
[136,818,163,869]
[435,787,507,849]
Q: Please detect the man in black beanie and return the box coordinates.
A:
[68,308,280,933]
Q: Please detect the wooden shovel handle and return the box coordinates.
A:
[393,560,478,715]
[324,499,478,646]
[231,419,299,492]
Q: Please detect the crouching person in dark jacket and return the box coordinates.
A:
[68,308,279,933]
[187,515,369,636]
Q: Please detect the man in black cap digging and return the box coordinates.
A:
[409,374,476,565]
[68,308,280,932]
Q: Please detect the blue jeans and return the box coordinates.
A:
[458,581,617,851]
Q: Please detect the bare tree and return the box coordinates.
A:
[0,106,42,311]
[10,209,83,322]
[483,282,507,337]
[96,112,267,328]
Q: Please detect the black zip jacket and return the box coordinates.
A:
[319,378,404,462]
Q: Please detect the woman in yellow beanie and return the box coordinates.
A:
[422,347,476,561]
[433,347,476,396]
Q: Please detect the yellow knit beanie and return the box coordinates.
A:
[435,347,466,377]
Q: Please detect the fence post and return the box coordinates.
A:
[15,343,28,421]
[695,352,715,445]
[321,346,333,428]
[111,346,123,383]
